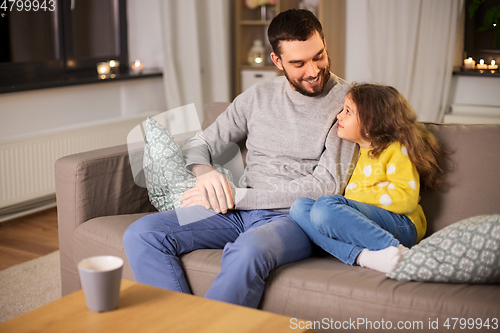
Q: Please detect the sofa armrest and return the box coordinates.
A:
[55,144,155,293]
[55,144,153,227]
[202,102,230,130]
[55,131,197,294]
[55,130,198,227]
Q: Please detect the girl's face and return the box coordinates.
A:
[337,94,372,149]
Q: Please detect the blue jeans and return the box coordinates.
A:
[289,195,417,265]
[122,207,313,308]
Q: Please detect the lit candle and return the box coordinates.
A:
[248,40,265,67]
[131,60,144,74]
[97,62,110,75]
[463,57,475,69]
[109,60,120,74]
[477,59,488,69]
[488,60,498,70]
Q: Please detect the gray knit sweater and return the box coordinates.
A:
[183,74,358,211]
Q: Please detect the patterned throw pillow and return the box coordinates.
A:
[387,215,500,283]
[143,117,233,211]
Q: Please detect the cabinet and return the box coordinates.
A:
[241,68,278,91]
[233,0,345,98]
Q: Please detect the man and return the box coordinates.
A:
[123,9,357,308]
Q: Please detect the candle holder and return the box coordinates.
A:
[462,57,499,73]
[248,39,265,66]
[97,62,111,79]
[109,60,120,75]
[476,59,488,70]
[463,57,475,69]
[130,60,144,75]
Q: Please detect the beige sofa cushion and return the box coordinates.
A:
[179,249,500,324]
[74,213,152,281]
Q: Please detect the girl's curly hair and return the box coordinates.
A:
[348,83,446,190]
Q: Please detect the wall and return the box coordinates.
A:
[448,75,500,106]
[0,78,166,143]
[445,75,500,123]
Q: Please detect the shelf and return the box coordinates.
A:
[240,20,272,25]
[240,65,277,70]
[0,69,163,94]
[453,69,500,77]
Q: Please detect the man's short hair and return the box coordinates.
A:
[267,9,325,58]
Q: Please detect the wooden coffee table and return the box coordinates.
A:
[0,279,312,332]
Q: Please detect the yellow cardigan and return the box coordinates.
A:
[344,141,426,242]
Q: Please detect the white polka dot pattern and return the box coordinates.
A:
[363,165,372,177]
[401,146,408,156]
[346,182,357,190]
[387,164,396,174]
[380,194,392,206]
[343,141,424,240]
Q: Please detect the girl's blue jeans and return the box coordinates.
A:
[289,195,417,265]
[123,207,313,308]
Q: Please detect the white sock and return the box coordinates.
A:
[356,245,409,274]
[397,244,410,258]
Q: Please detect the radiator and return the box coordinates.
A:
[0,115,154,217]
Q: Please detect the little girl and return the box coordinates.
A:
[290,83,445,274]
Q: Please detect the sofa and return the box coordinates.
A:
[55,102,500,332]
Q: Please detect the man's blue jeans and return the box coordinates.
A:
[122,206,313,308]
[289,195,417,265]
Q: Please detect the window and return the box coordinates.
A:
[0,0,128,90]
[464,0,500,65]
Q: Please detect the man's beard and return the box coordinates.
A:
[283,60,331,97]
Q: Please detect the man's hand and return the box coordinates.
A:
[179,165,235,214]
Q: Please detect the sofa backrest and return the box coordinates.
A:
[420,123,500,236]
[202,102,231,130]
[202,103,500,237]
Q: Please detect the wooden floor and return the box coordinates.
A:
[0,208,59,271]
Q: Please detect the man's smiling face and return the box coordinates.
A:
[271,31,330,97]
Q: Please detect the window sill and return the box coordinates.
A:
[453,68,500,78]
[0,69,163,94]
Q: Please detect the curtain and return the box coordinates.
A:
[159,0,231,126]
[346,0,464,122]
